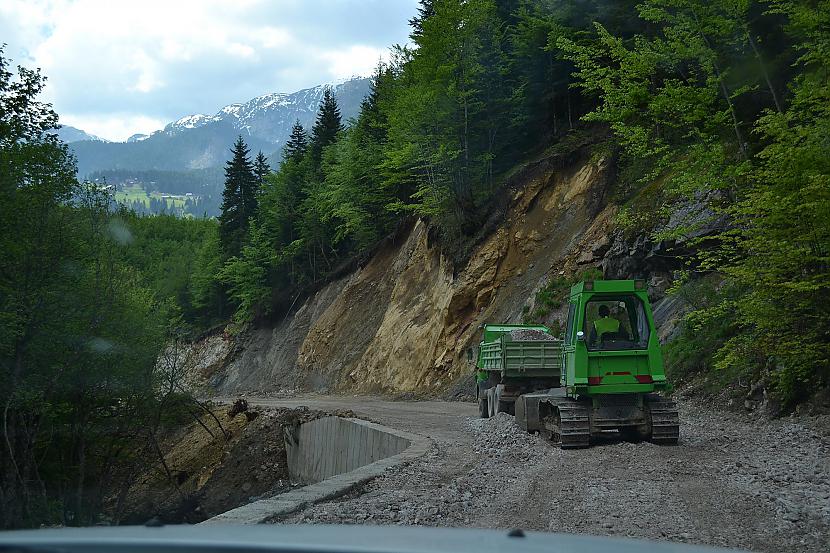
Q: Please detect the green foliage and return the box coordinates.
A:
[283,120,309,163]
[563,0,827,405]
[385,0,517,233]
[218,221,277,326]
[558,0,753,206]
[663,278,739,384]
[0,49,206,528]
[614,177,672,238]
[116,212,222,330]
[524,268,604,324]
[219,136,258,258]
[189,223,225,322]
[526,276,569,323]
[711,0,830,404]
[253,151,271,186]
[309,87,344,171]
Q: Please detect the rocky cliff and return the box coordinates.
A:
[178,148,689,397]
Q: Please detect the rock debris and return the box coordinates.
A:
[277,399,830,553]
[508,328,555,341]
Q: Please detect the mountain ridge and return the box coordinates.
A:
[55,125,106,143]
[69,77,371,177]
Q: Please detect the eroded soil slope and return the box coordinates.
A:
[178,151,616,396]
[118,405,352,524]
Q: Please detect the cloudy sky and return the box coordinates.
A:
[1,0,418,141]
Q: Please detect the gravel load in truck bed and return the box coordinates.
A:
[508,328,555,341]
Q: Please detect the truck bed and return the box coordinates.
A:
[481,339,562,376]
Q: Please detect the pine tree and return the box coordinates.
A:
[219,136,257,258]
[283,120,308,162]
[358,63,390,142]
[254,151,270,185]
[409,0,436,40]
[310,87,343,166]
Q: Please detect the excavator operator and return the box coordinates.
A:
[590,304,620,344]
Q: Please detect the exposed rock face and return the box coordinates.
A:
[183,151,619,396]
[601,191,729,284]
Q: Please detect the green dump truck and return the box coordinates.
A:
[471,324,562,418]
[472,279,679,449]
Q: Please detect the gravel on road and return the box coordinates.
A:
[241,395,830,553]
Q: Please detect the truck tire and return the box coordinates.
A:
[477,382,489,418]
[478,395,489,418]
[487,388,497,418]
[493,385,513,415]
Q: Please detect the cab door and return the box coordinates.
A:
[562,300,577,389]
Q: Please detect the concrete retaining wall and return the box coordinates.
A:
[204,417,430,524]
[285,417,410,483]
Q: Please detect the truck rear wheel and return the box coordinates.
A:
[478,395,489,418]
[477,382,490,418]
[492,385,513,416]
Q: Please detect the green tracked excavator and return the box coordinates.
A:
[470,279,679,449]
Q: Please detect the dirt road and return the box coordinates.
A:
[237,395,830,553]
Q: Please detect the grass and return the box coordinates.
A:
[114,185,188,209]
[523,268,604,326]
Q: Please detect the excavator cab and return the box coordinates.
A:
[563,280,668,395]
[515,279,679,448]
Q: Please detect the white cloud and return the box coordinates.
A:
[226,42,258,60]
[319,45,388,81]
[60,112,166,142]
[126,50,164,93]
[251,26,293,49]
[2,0,418,141]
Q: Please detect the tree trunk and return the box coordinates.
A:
[746,30,782,114]
[692,11,747,159]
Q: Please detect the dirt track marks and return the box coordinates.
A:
[238,395,829,553]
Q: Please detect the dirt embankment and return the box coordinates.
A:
[117,405,353,524]
[176,151,619,397]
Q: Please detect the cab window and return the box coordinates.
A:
[564,302,576,345]
[583,295,650,350]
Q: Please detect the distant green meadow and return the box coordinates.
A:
[114,185,189,209]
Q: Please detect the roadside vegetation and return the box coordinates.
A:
[1,0,828,529]
[0,52,219,528]
[209,0,828,407]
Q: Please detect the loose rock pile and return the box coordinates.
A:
[467,412,549,462]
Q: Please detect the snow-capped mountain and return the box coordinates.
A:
[158,80,368,144]
[69,77,371,177]
[55,125,107,143]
